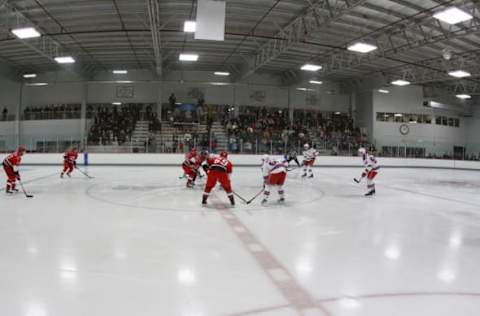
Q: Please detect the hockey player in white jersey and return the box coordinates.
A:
[354,147,380,196]
[261,155,288,204]
[302,144,318,178]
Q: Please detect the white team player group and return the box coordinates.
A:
[257,144,379,204]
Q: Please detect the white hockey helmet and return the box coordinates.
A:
[358,147,367,155]
[262,154,270,162]
[303,143,310,150]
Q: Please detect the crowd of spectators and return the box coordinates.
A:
[88,104,142,146]
[23,104,81,120]
[221,106,366,155]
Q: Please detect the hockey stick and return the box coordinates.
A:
[233,191,249,204]
[246,188,265,204]
[75,166,94,179]
[354,174,366,183]
[18,180,34,198]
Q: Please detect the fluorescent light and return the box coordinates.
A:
[214,72,230,76]
[394,113,403,117]
[456,94,471,99]
[26,82,48,86]
[301,64,322,71]
[55,56,75,64]
[433,7,472,25]
[113,70,128,74]
[23,73,37,78]
[378,89,390,94]
[309,80,323,85]
[347,42,377,53]
[448,70,471,78]
[11,27,41,39]
[115,80,133,83]
[391,80,410,86]
[210,82,229,86]
[296,87,314,91]
[335,112,341,115]
[112,102,122,105]
[184,21,196,33]
[179,53,199,61]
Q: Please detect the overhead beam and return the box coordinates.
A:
[322,3,480,76]
[240,0,368,80]
[146,0,163,76]
[1,1,85,77]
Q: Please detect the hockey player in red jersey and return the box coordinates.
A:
[182,148,208,188]
[261,155,288,204]
[3,146,26,194]
[202,151,235,206]
[61,147,79,178]
[354,147,380,196]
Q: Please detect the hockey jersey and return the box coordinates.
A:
[207,155,233,173]
[64,150,78,163]
[303,148,318,162]
[362,154,379,172]
[183,150,198,169]
[262,158,288,177]
[3,152,22,171]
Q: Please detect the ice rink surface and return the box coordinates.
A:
[2,165,480,316]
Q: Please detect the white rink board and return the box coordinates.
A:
[19,153,480,170]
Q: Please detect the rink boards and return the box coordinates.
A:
[19,153,480,171]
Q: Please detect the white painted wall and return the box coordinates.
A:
[8,70,351,111]
[371,86,472,155]
[0,76,21,112]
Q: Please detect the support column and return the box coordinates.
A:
[80,82,88,149]
[15,83,23,148]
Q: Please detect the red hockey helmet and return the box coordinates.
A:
[220,150,228,158]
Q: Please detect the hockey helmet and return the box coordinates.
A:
[358,147,367,155]
[220,150,228,158]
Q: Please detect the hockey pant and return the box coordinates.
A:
[3,164,17,191]
[366,170,377,191]
[303,159,315,175]
[203,170,233,201]
[63,161,75,174]
[264,172,286,201]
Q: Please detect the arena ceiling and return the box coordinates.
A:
[1,0,480,95]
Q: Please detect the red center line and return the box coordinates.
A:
[212,194,331,316]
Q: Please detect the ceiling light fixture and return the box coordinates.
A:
[184,21,196,33]
[433,7,473,25]
[309,80,323,85]
[391,80,410,86]
[456,94,471,99]
[23,73,37,78]
[214,72,230,76]
[113,70,128,74]
[55,56,75,64]
[26,82,48,86]
[448,70,471,78]
[301,64,322,71]
[179,53,199,61]
[347,42,378,53]
[11,27,41,39]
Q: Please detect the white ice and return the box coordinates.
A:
[2,165,480,316]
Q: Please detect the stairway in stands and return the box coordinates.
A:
[210,122,228,151]
[131,120,150,152]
